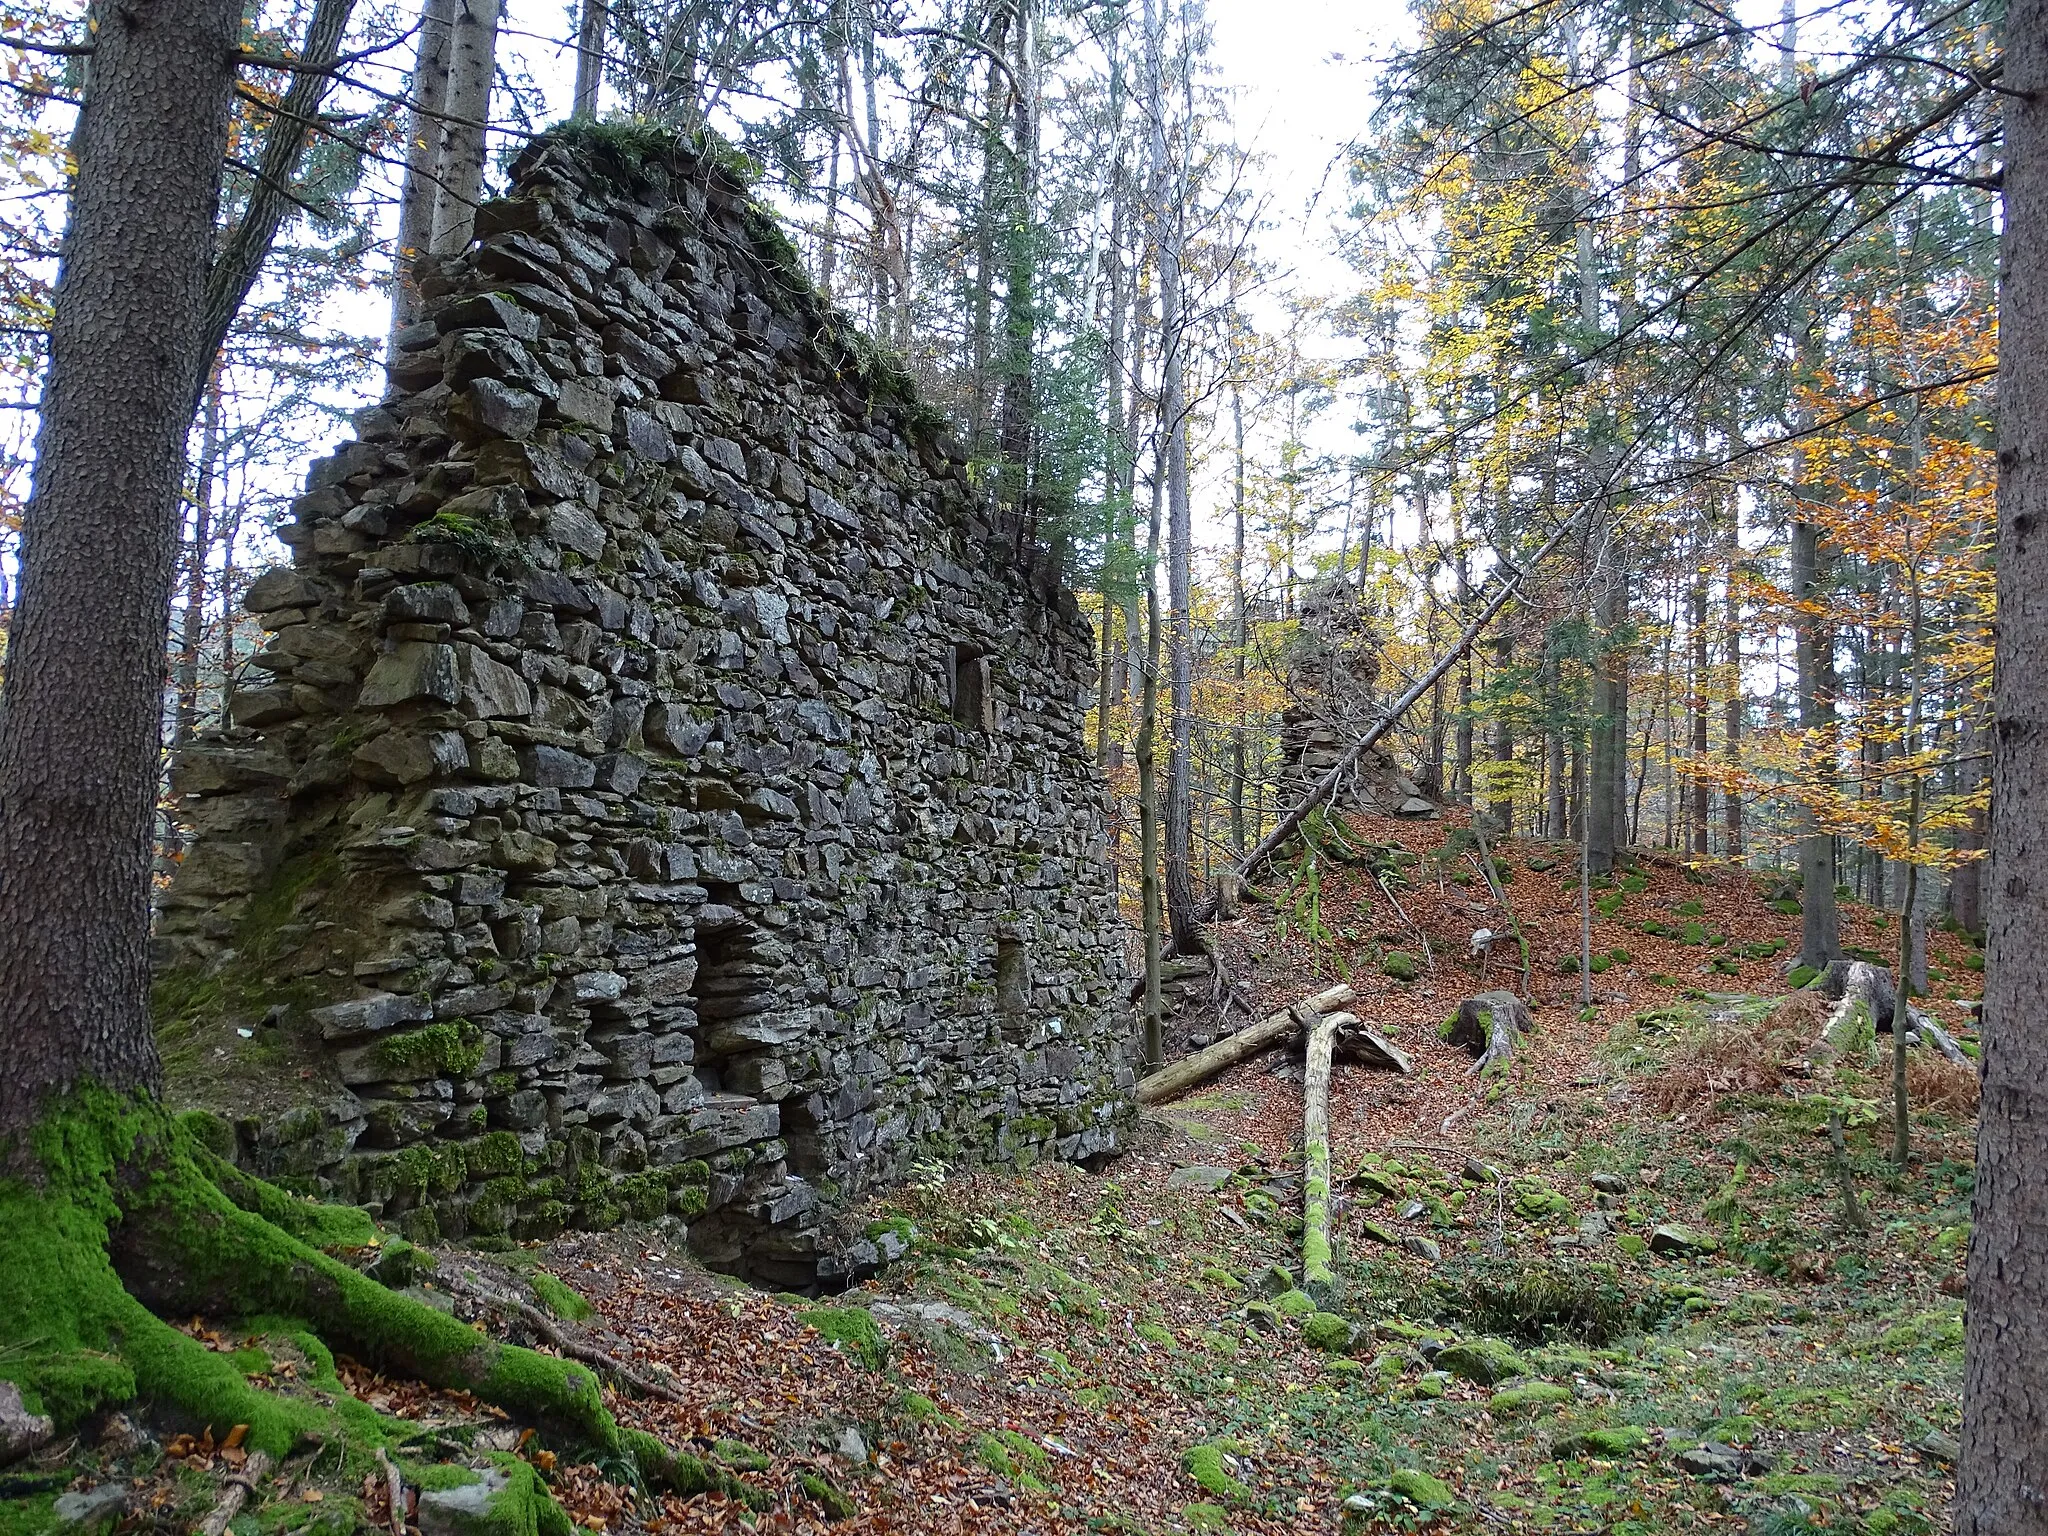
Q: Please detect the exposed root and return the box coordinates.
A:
[0,1088,716,1531]
[445,1271,689,1405]
[196,1448,271,1536]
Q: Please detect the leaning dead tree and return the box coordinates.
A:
[1811,960,1971,1067]
[1135,983,1356,1105]
[1203,509,1585,918]
[1447,990,1534,1075]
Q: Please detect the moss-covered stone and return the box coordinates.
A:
[1489,1382,1574,1413]
[1386,1467,1456,1509]
[1184,1443,1250,1502]
[1272,1288,1316,1319]
[1551,1425,1650,1459]
[1434,1337,1530,1386]
[1302,1312,1355,1352]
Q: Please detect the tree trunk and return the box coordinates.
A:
[172,373,225,748]
[572,0,607,115]
[1722,481,1745,858]
[1961,0,2048,1511]
[428,0,502,257]
[1145,0,1199,956]
[1789,515,1843,966]
[1231,381,1248,853]
[1689,568,1710,855]
[1302,1009,1343,1297]
[1137,456,1166,1070]
[1490,631,1513,830]
[386,0,454,364]
[0,0,243,1141]
[1588,573,1620,874]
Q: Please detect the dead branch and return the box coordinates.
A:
[1468,816,1531,998]
[198,1450,274,1536]
[376,1447,403,1536]
[1374,869,1437,976]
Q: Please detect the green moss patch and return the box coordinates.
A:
[529,1272,595,1324]
[1184,1442,1250,1502]
[798,1306,886,1371]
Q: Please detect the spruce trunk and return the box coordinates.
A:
[0,0,242,1141]
[1961,0,2048,1515]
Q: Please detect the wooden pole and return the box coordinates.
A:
[1134,982,1356,1105]
[1303,1009,1347,1299]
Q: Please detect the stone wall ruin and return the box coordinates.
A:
[154,130,1134,1288]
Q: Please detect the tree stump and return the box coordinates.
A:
[1813,959,1971,1066]
[1447,990,1534,1075]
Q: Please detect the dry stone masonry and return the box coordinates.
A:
[1279,577,1433,818]
[155,129,1134,1288]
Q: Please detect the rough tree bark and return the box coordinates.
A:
[0,0,243,1140]
[1962,29,2048,1491]
[572,0,608,115]
[386,0,454,363]
[1789,475,1844,968]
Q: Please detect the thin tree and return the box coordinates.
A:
[386,0,455,359]
[574,0,609,115]
[429,0,502,257]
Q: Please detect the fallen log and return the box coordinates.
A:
[1302,1010,1345,1298]
[1334,1016,1412,1074]
[1447,990,1533,1075]
[1135,982,1356,1105]
[1811,959,1972,1067]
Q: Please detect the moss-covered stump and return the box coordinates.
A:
[0,1089,717,1523]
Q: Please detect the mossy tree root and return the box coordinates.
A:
[0,1088,687,1501]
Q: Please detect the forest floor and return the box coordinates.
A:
[6,814,1983,1536]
